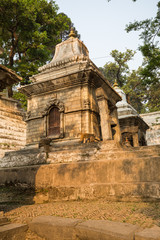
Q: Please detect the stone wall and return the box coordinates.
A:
[0,143,160,202]
[0,95,26,158]
[140,111,160,145]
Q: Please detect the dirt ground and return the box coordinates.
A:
[1,199,160,239]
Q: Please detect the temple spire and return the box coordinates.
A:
[113,79,119,88]
[69,27,76,38]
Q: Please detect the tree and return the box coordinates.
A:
[99,49,135,87]
[107,0,160,112]
[99,62,119,86]
[122,69,146,113]
[99,49,147,113]
[0,0,78,85]
[125,1,160,112]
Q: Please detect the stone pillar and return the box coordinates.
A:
[111,107,121,143]
[133,133,139,147]
[97,96,112,141]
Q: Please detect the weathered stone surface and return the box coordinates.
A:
[76,219,139,240]
[0,217,9,226]
[140,111,160,146]
[19,33,121,146]
[0,64,22,92]
[0,144,160,202]
[0,148,46,168]
[0,223,28,240]
[29,216,139,240]
[0,95,26,158]
[135,226,160,240]
[114,84,149,147]
[29,216,82,240]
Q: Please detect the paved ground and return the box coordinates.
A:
[1,199,160,239]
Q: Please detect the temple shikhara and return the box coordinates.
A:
[19,29,121,147]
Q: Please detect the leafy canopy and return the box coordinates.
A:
[99,49,135,87]
[125,1,160,112]
[106,0,160,112]
[99,49,146,113]
[0,0,76,84]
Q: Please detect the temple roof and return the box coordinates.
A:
[20,30,121,104]
[114,82,149,129]
[114,82,139,118]
[0,65,22,92]
[38,31,89,73]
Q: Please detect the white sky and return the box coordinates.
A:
[55,0,158,70]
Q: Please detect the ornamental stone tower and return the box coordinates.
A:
[20,29,121,147]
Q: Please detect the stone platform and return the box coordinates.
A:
[0,141,160,202]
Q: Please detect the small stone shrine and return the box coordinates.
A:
[19,29,121,148]
[113,81,149,147]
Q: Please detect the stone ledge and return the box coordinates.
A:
[76,219,139,240]
[0,223,28,240]
[29,216,140,240]
[135,226,160,240]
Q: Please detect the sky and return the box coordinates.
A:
[55,0,158,70]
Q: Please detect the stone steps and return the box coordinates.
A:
[47,142,160,163]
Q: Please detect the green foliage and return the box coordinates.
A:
[110,49,135,87]
[125,1,160,112]
[100,49,135,87]
[99,50,147,113]
[12,91,27,110]
[122,69,146,113]
[99,62,119,85]
[0,0,78,84]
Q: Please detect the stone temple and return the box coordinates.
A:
[19,29,121,148]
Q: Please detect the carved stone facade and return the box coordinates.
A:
[20,34,121,146]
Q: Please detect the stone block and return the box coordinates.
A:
[29,216,140,240]
[135,226,160,240]
[0,223,28,240]
[29,216,82,240]
[76,219,139,240]
[0,217,9,226]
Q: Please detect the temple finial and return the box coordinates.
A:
[113,79,118,88]
[69,27,76,38]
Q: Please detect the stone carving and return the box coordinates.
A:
[42,98,64,116]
